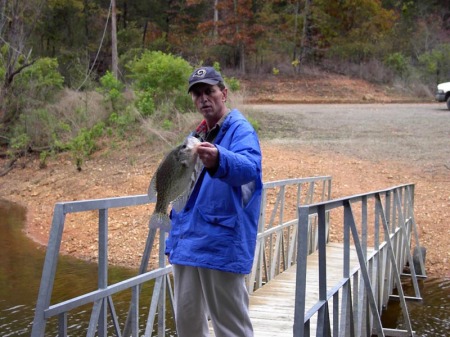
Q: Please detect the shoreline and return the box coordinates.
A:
[1,141,447,278]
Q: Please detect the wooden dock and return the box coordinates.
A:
[32,181,424,337]
[210,242,359,337]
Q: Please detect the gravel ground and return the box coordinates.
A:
[247,103,450,168]
[246,102,450,277]
[1,102,448,276]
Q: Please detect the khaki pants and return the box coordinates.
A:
[172,264,254,337]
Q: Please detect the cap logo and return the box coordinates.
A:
[192,68,207,78]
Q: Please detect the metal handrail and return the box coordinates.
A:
[293,184,426,337]
[31,176,332,337]
[248,176,332,293]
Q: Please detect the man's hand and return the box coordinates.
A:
[197,142,219,169]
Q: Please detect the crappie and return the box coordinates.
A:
[148,136,200,230]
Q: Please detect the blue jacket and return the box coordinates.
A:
[166,109,263,274]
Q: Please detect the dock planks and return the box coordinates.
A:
[210,243,360,337]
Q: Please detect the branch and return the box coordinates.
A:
[5,59,36,87]
[0,157,17,177]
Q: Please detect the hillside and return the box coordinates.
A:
[240,73,428,104]
[0,75,447,278]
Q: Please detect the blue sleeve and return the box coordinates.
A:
[212,124,262,186]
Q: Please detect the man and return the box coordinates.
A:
[166,66,263,337]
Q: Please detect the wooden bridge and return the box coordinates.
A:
[31,177,426,336]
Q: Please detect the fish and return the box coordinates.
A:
[147,136,200,230]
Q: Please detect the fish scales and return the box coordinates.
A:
[148,136,200,230]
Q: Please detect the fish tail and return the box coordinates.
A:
[149,212,171,230]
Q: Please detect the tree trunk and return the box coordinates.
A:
[300,0,314,64]
[239,43,245,73]
[111,0,118,79]
[233,0,245,73]
[0,0,40,128]
[293,0,300,61]
[214,0,219,39]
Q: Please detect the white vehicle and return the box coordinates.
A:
[435,82,450,110]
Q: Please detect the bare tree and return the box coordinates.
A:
[293,0,300,62]
[0,0,42,128]
[233,0,245,73]
[111,0,118,78]
[214,0,219,39]
[300,0,314,64]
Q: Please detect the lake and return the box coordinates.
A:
[0,199,448,336]
[0,199,176,336]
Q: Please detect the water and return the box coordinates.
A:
[0,199,176,336]
[1,199,449,336]
[381,277,450,336]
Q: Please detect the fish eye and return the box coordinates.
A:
[181,144,187,149]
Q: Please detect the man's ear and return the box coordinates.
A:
[222,88,228,101]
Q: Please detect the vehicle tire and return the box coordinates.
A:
[447,96,450,110]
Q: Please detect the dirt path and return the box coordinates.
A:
[0,102,448,278]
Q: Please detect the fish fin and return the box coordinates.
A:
[147,175,157,202]
[149,212,171,230]
[171,191,189,212]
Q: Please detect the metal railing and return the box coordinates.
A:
[31,176,332,337]
[30,194,174,337]
[293,184,426,337]
[248,176,332,293]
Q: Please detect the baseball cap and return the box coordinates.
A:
[188,67,224,93]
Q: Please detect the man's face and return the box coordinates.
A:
[190,83,228,124]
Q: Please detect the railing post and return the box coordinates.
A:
[31,204,66,337]
[58,312,67,337]
[347,201,385,336]
[293,206,311,337]
[376,194,414,335]
[158,229,167,337]
[316,204,331,335]
[98,208,108,336]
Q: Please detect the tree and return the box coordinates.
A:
[111,0,118,78]
[311,0,397,62]
[0,0,42,131]
[300,0,314,64]
[196,0,264,72]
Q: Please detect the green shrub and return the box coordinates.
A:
[126,51,193,117]
[3,57,65,155]
[98,71,125,111]
[127,51,192,99]
[162,119,173,130]
[67,122,105,171]
[135,90,156,116]
[174,93,195,112]
[9,108,71,153]
[108,108,136,138]
[9,133,31,155]
[15,57,64,101]
[0,58,5,80]
[418,43,450,84]
[384,52,410,77]
[226,77,241,91]
[39,150,49,169]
